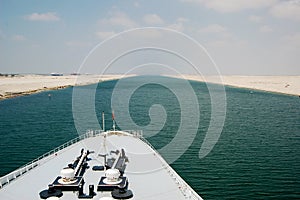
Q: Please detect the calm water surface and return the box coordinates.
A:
[0,76,299,199]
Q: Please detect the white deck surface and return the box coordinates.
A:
[0,131,202,200]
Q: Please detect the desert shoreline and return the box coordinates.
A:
[178,75,300,97]
[0,74,127,100]
[0,74,299,100]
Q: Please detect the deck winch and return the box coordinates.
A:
[58,168,76,184]
[97,148,133,199]
[39,147,133,199]
[39,149,90,199]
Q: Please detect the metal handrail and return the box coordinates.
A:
[0,130,103,188]
[139,136,202,200]
[0,129,202,200]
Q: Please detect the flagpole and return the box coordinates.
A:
[102,111,105,131]
[112,110,115,131]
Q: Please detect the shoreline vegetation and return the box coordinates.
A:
[0,74,299,100]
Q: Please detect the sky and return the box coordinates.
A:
[0,0,299,75]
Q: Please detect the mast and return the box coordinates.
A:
[112,110,116,131]
[102,111,105,131]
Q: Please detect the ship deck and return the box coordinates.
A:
[0,131,202,200]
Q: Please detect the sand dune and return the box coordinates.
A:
[0,74,126,100]
[0,74,299,100]
[177,75,300,96]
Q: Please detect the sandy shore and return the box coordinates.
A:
[0,74,127,100]
[176,75,300,96]
[0,74,299,100]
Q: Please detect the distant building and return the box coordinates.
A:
[51,72,63,76]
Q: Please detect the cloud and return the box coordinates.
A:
[198,24,248,50]
[129,29,163,39]
[25,12,60,21]
[12,34,26,41]
[282,32,300,46]
[177,17,189,23]
[167,23,184,32]
[199,24,227,33]
[167,17,188,32]
[270,0,300,21]
[249,15,263,23]
[65,41,91,47]
[181,0,277,12]
[95,31,116,40]
[100,11,137,28]
[143,14,164,25]
[259,25,273,33]
[206,37,248,51]
[198,24,234,42]
[134,2,140,7]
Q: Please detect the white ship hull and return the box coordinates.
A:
[0,130,202,200]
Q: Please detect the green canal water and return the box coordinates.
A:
[0,76,299,199]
